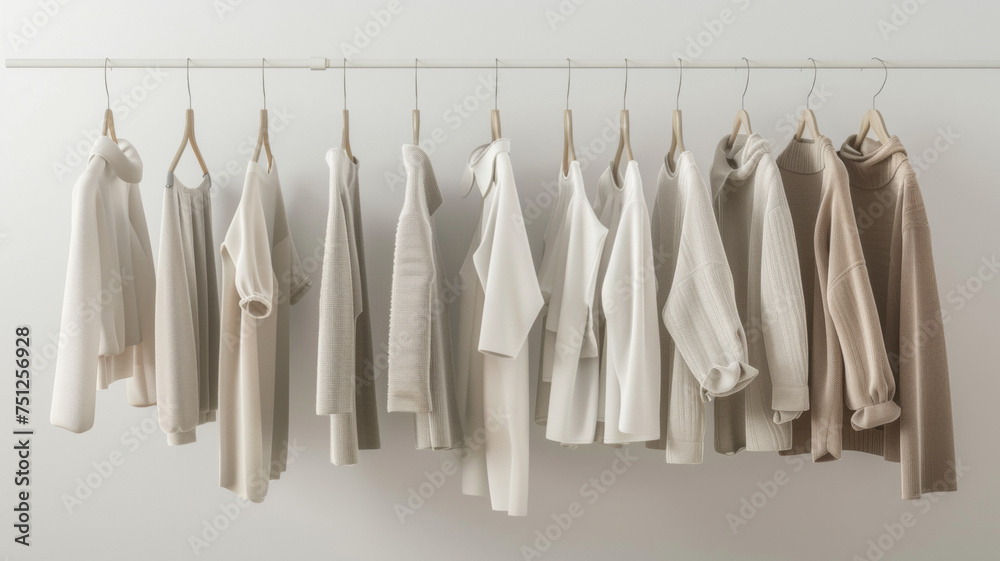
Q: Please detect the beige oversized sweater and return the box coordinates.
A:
[837,135,956,500]
[776,136,901,462]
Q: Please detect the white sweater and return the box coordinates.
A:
[646,152,758,463]
[456,138,543,516]
[51,136,156,433]
[709,133,810,453]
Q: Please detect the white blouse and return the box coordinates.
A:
[456,138,543,516]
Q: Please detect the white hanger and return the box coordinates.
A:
[101,58,118,144]
[412,58,420,145]
[562,58,576,176]
[611,58,634,180]
[168,58,209,177]
[251,58,273,171]
[853,57,892,150]
[341,59,354,162]
[726,57,753,150]
[666,58,685,173]
[794,58,821,142]
[491,58,501,141]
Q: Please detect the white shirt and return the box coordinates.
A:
[51,136,156,433]
[534,161,608,444]
[456,138,542,516]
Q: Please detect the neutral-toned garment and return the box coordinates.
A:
[708,133,810,454]
[647,152,758,463]
[456,138,543,516]
[532,161,608,445]
[155,172,220,445]
[776,136,901,462]
[219,159,311,502]
[51,136,156,433]
[386,145,463,450]
[594,161,661,445]
[316,148,381,465]
[838,135,956,499]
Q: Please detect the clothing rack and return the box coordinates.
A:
[6,58,1000,70]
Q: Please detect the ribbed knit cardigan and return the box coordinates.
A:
[709,133,810,453]
[647,152,758,463]
[776,136,901,463]
[316,148,381,466]
[386,145,463,450]
[837,135,956,499]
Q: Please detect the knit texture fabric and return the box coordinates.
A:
[51,136,156,434]
[709,133,810,454]
[837,135,956,500]
[317,148,381,466]
[386,144,463,450]
[647,152,758,464]
[155,173,220,445]
[776,136,900,463]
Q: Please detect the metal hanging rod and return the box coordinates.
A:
[6,58,1000,70]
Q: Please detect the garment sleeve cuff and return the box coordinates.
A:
[771,385,809,424]
[851,400,901,431]
[665,440,703,464]
[700,360,759,399]
[240,294,272,319]
[167,429,197,446]
[387,383,433,413]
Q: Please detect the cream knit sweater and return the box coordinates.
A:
[776,136,901,462]
[838,135,956,500]
[709,133,810,453]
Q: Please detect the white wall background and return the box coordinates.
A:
[1,1,996,559]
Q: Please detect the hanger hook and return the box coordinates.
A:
[675,58,683,111]
[186,58,192,110]
[623,58,629,110]
[566,58,571,111]
[494,58,499,111]
[740,57,750,111]
[414,58,418,111]
[104,57,111,110]
[343,58,348,111]
[806,57,817,110]
[261,58,267,110]
[872,57,887,110]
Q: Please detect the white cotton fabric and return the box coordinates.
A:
[456,138,543,517]
[593,160,661,445]
[155,172,220,445]
[51,136,156,433]
[532,161,608,445]
[219,159,311,502]
[386,145,463,450]
[646,152,758,464]
[316,149,381,466]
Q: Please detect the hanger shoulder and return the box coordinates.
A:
[412,109,420,146]
[727,108,752,149]
[667,109,684,172]
[253,108,272,170]
[853,109,890,150]
[102,108,118,144]
[342,109,353,162]
[794,108,820,141]
[562,109,575,175]
[491,109,502,141]
[169,109,209,176]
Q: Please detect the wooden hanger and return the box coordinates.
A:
[666,59,685,173]
[102,58,118,144]
[341,59,354,161]
[726,58,753,150]
[251,58,273,171]
[853,57,891,150]
[412,59,420,145]
[491,58,502,141]
[562,59,576,175]
[794,58,821,142]
[612,59,634,180]
[169,59,209,177]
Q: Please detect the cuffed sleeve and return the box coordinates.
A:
[772,385,810,423]
[167,429,197,446]
[851,400,901,430]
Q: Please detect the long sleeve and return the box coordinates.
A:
[51,175,107,433]
[125,183,157,407]
[760,183,810,424]
[602,201,661,438]
[232,189,275,320]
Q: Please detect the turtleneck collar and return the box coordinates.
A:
[710,132,771,198]
[776,135,835,175]
[838,135,908,190]
[90,136,143,184]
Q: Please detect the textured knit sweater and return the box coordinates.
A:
[51,136,156,433]
[709,133,810,453]
[386,145,463,450]
[647,152,758,463]
[317,149,381,465]
[838,135,956,499]
[776,136,901,462]
[155,172,220,445]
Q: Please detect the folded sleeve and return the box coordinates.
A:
[233,194,274,320]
